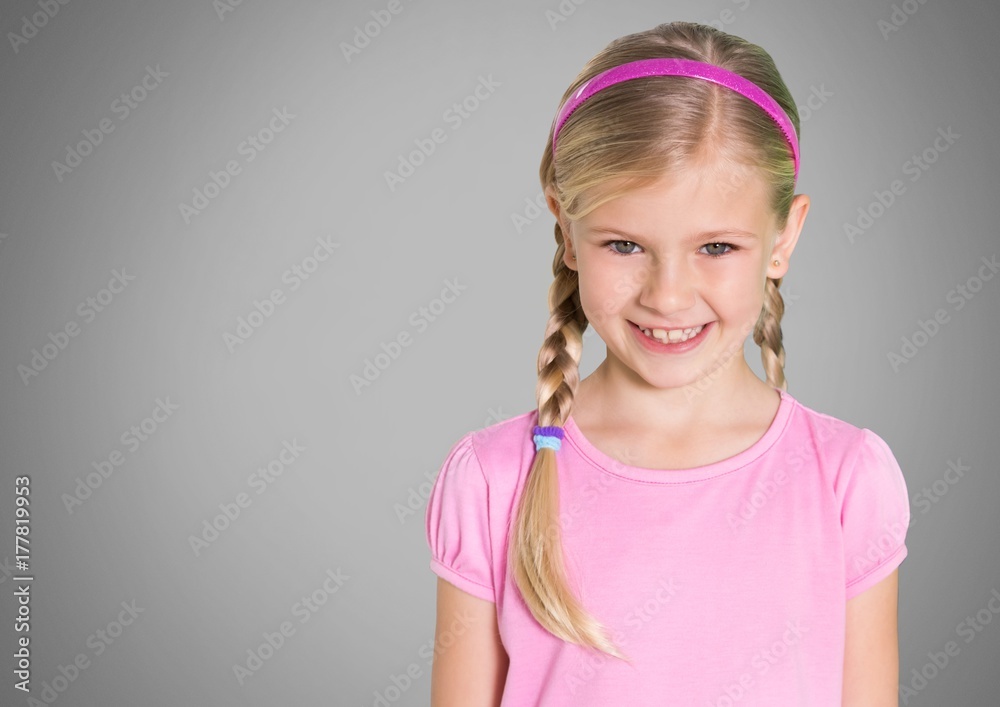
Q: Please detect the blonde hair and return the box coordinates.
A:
[507,21,801,660]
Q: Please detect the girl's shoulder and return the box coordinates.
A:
[462,407,540,468]
[434,406,560,493]
[431,408,540,503]
[779,390,902,477]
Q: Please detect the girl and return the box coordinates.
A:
[425,21,910,706]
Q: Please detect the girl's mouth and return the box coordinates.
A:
[629,320,713,353]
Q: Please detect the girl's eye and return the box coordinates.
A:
[604,240,641,256]
[701,242,736,258]
[601,240,738,257]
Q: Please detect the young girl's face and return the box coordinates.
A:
[559,159,794,391]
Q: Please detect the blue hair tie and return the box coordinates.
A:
[533,425,565,452]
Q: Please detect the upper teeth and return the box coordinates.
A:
[640,324,704,343]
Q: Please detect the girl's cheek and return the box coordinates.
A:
[580,290,623,327]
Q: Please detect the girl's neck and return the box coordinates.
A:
[573,357,778,438]
[569,360,783,471]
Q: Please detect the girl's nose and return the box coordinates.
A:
[637,258,696,314]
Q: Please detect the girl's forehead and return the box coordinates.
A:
[578,168,775,234]
[579,156,768,202]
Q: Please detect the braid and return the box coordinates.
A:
[507,221,630,662]
[535,239,587,423]
[753,276,787,391]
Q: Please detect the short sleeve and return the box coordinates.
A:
[841,428,911,600]
[424,433,495,602]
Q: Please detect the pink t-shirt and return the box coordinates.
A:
[425,388,910,705]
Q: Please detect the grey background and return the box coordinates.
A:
[1,0,998,704]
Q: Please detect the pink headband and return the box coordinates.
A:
[551,57,800,179]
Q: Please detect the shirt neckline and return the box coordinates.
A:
[563,387,795,484]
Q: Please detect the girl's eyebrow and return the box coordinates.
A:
[587,226,760,240]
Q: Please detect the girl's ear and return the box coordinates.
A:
[767,193,810,279]
[545,185,578,271]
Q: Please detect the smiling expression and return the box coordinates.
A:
[553,159,798,391]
